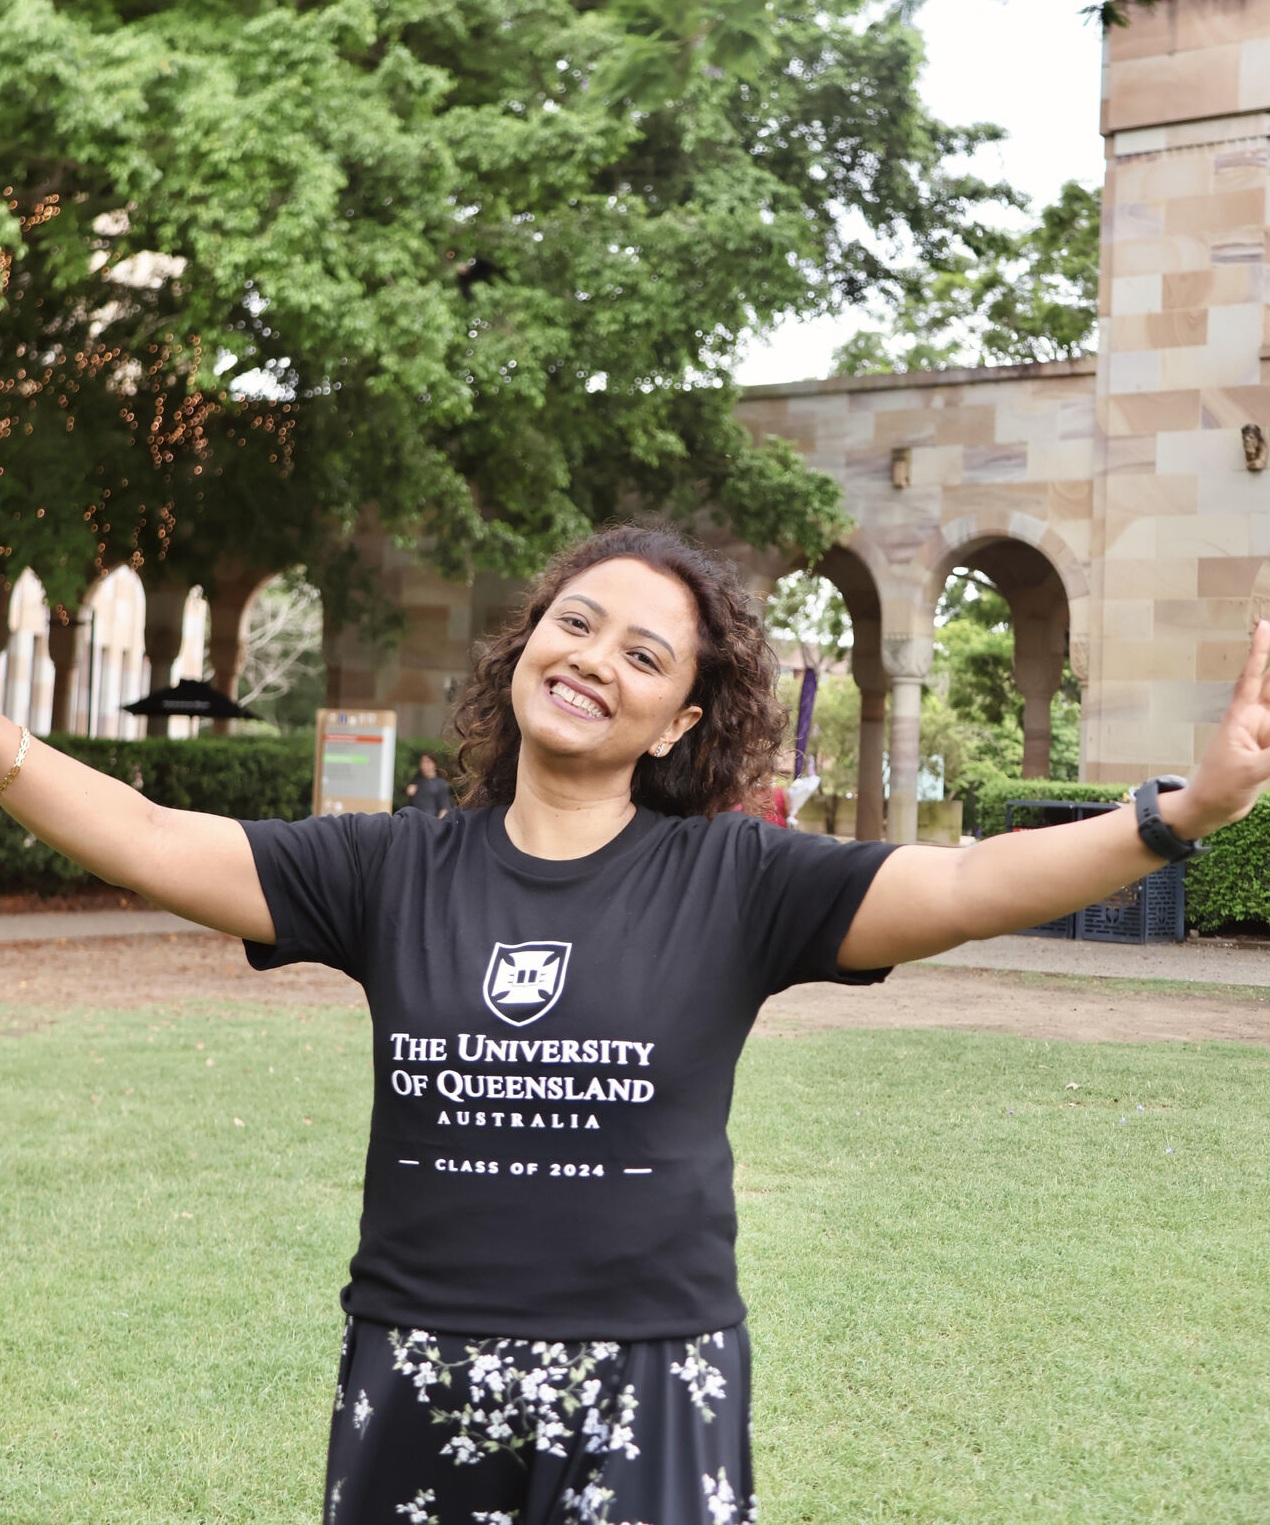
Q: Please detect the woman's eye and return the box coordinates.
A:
[559,614,587,632]
[630,650,658,670]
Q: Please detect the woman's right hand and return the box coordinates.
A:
[0,716,276,943]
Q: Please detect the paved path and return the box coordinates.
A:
[0,909,204,942]
[0,908,1268,987]
[925,932,1270,986]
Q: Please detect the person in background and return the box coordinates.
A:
[403,750,453,817]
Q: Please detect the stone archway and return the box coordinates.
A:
[235,569,326,732]
[925,540,1072,779]
[917,513,1089,782]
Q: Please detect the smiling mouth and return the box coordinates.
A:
[549,680,608,719]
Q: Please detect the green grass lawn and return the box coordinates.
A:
[2,1002,1269,1523]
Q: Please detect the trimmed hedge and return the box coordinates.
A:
[0,732,451,896]
[1183,795,1270,934]
[974,776,1132,841]
[976,776,1270,936]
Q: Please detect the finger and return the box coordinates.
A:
[1237,619,1270,703]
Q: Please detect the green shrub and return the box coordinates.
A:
[974,776,1132,840]
[1182,795,1270,934]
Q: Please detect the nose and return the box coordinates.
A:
[568,633,616,683]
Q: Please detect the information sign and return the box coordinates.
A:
[313,709,397,817]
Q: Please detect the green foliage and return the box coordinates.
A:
[832,181,1100,374]
[973,777,1131,840]
[1182,796,1270,934]
[1,0,1020,610]
[921,571,1080,827]
[765,570,851,669]
[1084,0,1165,28]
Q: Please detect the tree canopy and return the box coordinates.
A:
[831,180,1099,376]
[1,0,1018,622]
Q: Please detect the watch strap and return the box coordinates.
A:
[1134,776,1209,864]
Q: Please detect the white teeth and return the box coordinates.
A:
[551,681,605,719]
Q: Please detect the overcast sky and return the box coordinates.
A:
[734,0,1107,385]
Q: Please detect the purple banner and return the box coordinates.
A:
[794,667,817,779]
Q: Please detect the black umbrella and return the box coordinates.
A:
[123,678,259,720]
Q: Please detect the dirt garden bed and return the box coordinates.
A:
[1,916,1267,1047]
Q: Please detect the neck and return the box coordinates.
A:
[504,759,636,860]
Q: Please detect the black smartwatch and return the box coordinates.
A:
[1133,775,1210,864]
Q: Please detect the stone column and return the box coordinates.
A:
[205,564,262,737]
[850,624,888,842]
[857,690,888,841]
[142,583,190,739]
[881,634,932,845]
[47,615,80,735]
[1012,612,1066,779]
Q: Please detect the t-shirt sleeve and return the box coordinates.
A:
[238,812,397,980]
[735,820,900,992]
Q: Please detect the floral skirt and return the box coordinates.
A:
[323,1316,756,1525]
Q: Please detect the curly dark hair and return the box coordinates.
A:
[451,523,786,817]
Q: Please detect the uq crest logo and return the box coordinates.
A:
[482,941,572,1027]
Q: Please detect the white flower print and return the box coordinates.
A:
[560,1479,653,1525]
[395,1488,439,1524]
[325,1478,343,1525]
[703,1467,758,1525]
[440,1431,483,1466]
[473,1513,518,1524]
[671,1334,728,1421]
[351,1389,374,1434]
[387,1329,637,1469]
[702,1467,738,1525]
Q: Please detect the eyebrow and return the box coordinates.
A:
[562,593,678,662]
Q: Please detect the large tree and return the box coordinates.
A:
[831,180,1100,376]
[1,0,1017,615]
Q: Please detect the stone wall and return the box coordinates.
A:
[1092,0,1270,779]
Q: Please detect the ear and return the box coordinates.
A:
[650,703,703,757]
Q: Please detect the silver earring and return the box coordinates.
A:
[652,743,667,758]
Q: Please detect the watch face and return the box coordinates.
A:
[1154,775,1188,793]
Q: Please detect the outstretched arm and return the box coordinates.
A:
[0,715,275,944]
[839,621,1270,971]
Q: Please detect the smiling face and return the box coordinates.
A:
[510,557,704,783]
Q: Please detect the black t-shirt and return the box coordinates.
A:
[241,805,897,1340]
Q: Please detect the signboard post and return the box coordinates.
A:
[313,709,398,817]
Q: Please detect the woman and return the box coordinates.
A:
[403,750,454,817]
[3,523,1269,1524]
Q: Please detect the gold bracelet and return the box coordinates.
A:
[0,725,31,797]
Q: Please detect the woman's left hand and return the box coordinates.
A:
[1164,619,1270,841]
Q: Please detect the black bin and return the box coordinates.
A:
[1004,799,1185,944]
